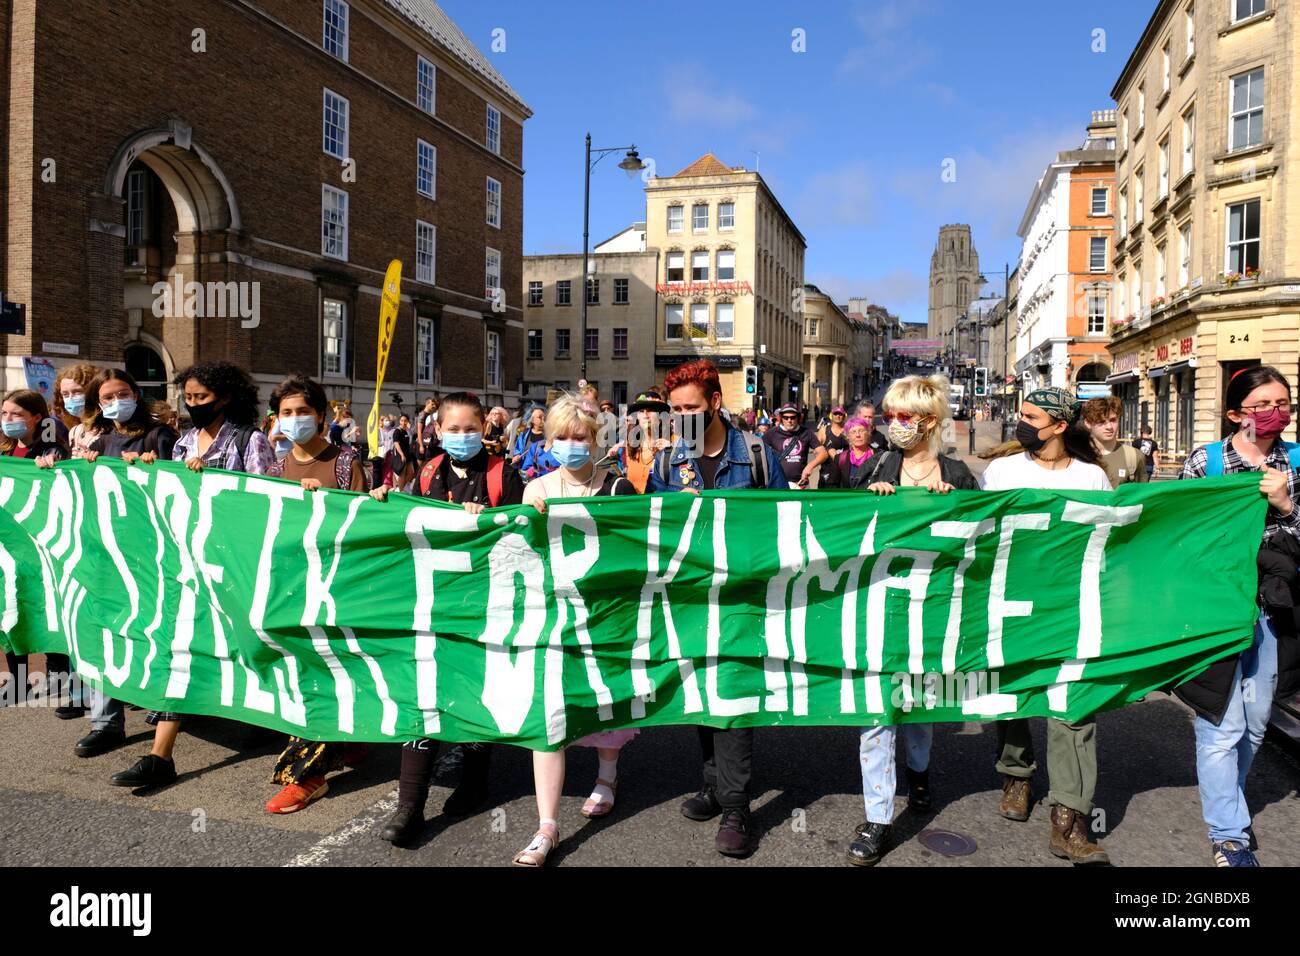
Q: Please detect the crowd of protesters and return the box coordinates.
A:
[0,356,1295,869]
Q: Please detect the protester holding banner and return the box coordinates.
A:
[512,395,638,866]
[1177,365,1300,867]
[51,363,98,453]
[847,375,976,866]
[369,391,526,845]
[647,360,787,858]
[107,361,275,792]
[261,374,366,813]
[980,387,1112,864]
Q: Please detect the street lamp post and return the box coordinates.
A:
[580,133,645,382]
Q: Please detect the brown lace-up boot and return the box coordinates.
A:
[998,775,1031,821]
[1049,805,1110,864]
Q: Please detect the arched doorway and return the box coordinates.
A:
[104,120,242,394]
[1075,362,1111,385]
[124,343,169,402]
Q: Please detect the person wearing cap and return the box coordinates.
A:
[615,388,672,493]
[979,386,1112,864]
[817,405,850,487]
[763,404,828,488]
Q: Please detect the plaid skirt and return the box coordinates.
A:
[144,711,183,725]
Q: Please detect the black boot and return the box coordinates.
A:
[442,743,491,816]
[111,754,177,788]
[906,767,932,813]
[846,822,891,866]
[380,804,425,847]
[680,786,722,821]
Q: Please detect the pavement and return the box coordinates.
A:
[2,683,1298,868]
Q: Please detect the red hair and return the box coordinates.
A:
[663,359,721,399]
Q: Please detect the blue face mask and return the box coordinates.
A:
[2,420,29,439]
[63,395,85,416]
[442,431,484,462]
[552,440,592,469]
[101,398,137,422]
[279,415,319,444]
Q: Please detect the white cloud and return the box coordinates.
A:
[791,162,875,228]
[663,64,757,126]
[837,0,940,82]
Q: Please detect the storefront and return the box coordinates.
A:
[1106,349,1142,440]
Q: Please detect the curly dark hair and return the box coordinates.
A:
[173,361,260,426]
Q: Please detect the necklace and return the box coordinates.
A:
[558,467,600,496]
[1032,449,1069,468]
[901,459,937,483]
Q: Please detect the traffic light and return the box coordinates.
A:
[744,365,758,395]
[974,366,988,397]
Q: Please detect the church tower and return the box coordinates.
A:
[927,224,981,339]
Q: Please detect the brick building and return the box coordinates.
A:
[0,0,529,416]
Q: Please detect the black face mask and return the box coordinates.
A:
[186,400,223,429]
[673,406,716,454]
[1016,419,1049,452]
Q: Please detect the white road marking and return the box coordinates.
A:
[281,789,399,867]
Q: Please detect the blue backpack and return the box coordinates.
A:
[1203,440,1300,476]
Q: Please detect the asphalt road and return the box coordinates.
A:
[2,690,1297,868]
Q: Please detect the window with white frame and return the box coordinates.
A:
[692,203,708,231]
[1087,291,1108,334]
[1233,0,1265,23]
[667,205,683,233]
[715,302,734,340]
[528,281,543,306]
[486,330,501,388]
[417,140,436,198]
[691,251,709,281]
[485,247,501,296]
[1091,187,1108,216]
[527,329,542,359]
[807,318,819,337]
[613,328,628,358]
[613,278,628,304]
[321,184,348,260]
[556,280,571,305]
[1090,236,1107,272]
[1229,68,1264,151]
[323,0,348,60]
[717,249,736,280]
[1156,243,1167,297]
[486,177,501,228]
[416,220,436,284]
[1182,107,1195,176]
[1226,199,1260,274]
[718,202,735,229]
[665,303,684,339]
[555,328,570,356]
[486,104,501,154]
[322,298,346,376]
[1158,137,1170,197]
[1134,169,1144,222]
[666,251,684,282]
[586,277,599,305]
[1179,222,1192,287]
[689,302,708,336]
[323,89,349,159]
[1161,42,1170,92]
[416,315,435,383]
[417,56,435,114]
[1185,4,1195,59]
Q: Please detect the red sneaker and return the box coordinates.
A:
[266,777,329,814]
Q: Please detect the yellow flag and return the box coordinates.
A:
[367,259,402,454]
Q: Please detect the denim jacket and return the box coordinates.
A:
[646,421,788,493]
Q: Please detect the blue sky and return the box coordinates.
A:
[443,0,1155,325]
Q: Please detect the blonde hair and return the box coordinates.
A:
[880,374,950,455]
[545,394,600,444]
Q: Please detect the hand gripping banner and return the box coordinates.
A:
[0,459,1264,749]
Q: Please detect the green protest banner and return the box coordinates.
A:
[0,459,1263,749]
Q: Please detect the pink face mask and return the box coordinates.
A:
[1249,407,1292,439]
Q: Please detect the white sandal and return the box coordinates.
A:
[512,820,559,867]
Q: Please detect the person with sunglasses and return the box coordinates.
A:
[1176,365,1300,867]
[763,404,828,489]
[979,386,1112,864]
[846,375,976,865]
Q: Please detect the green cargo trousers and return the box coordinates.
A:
[995,716,1096,815]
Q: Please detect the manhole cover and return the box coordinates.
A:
[918,829,977,857]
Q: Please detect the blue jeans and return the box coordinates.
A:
[1193,612,1278,844]
[88,685,123,733]
[859,724,933,825]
